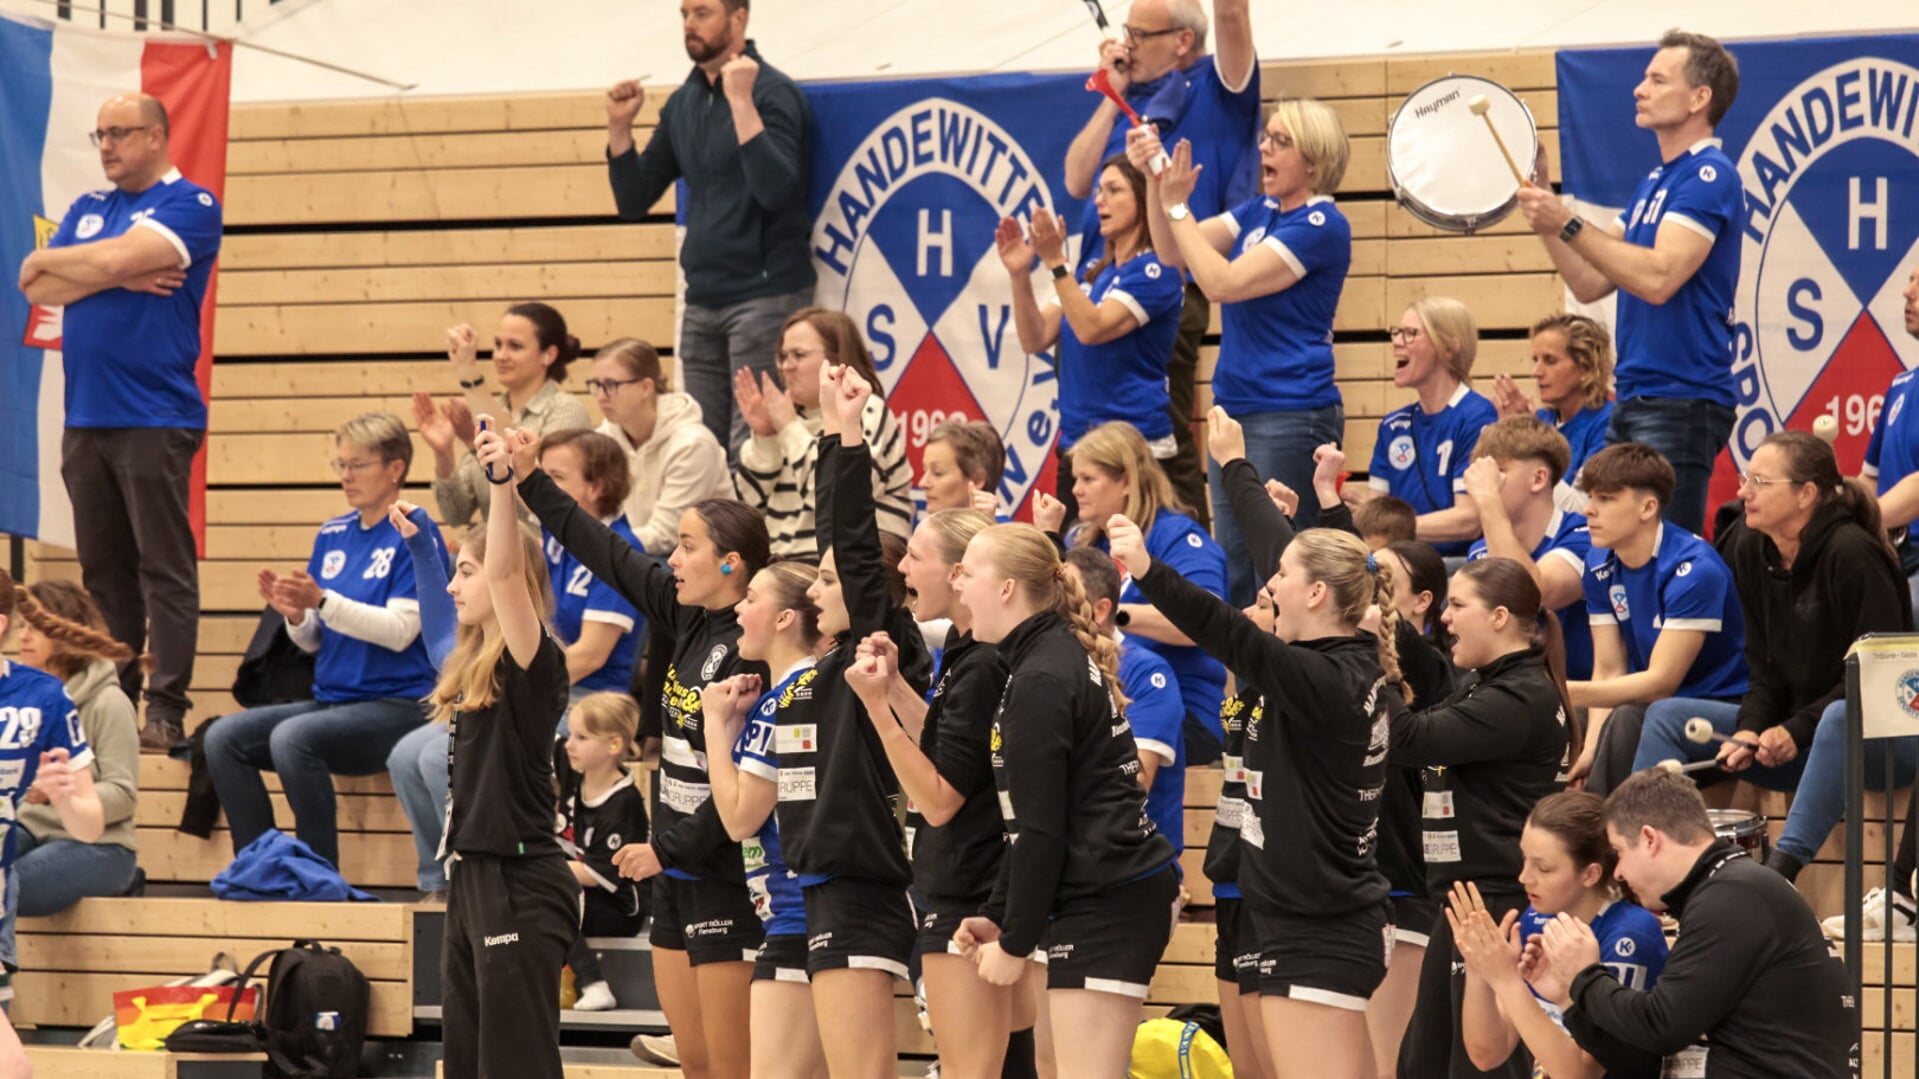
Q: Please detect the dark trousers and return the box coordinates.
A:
[61,426,203,722]
[1398,889,1533,1079]
[443,853,579,1079]
[1164,282,1210,527]
[1606,396,1736,536]
[1584,702,1650,797]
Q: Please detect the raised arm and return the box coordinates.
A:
[828,370,904,639]
[478,424,543,668]
[391,502,457,668]
[516,460,681,626]
[724,58,807,213]
[848,634,968,824]
[1210,408,1297,580]
[606,80,681,219]
[996,217,1063,354]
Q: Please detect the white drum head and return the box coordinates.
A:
[1387,75,1540,233]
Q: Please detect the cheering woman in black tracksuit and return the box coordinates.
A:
[950,520,1177,1079]
[507,434,770,1079]
[1389,556,1572,1079]
[755,366,934,1077]
[1111,429,1406,1079]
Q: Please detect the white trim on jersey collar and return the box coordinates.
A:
[0,658,9,678]
[1444,382,1471,409]
[1305,194,1335,206]
[160,167,184,184]
[1546,507,1565,537]
[578,767,637,809]
[774,655,818,685]
[1650,521,1668,557]
[1686,138,1723,156]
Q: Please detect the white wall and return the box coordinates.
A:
[4,0,1916,102]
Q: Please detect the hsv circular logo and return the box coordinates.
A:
[1731,58,1919,469]
[1898,669,1919,718]
[812,100,1063,517]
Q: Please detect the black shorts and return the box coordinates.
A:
[1250,900,1392,1011]
[914,897,986,961]
[1389,894,1440,950]
[647,875,765,967]
[1211,897,1261,995]
[753,933,811,983]
[802,877,915,979]
[1041,866,1180,998]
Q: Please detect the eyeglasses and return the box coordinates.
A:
[1122,24,1180,44]
[1737,473,1797,491]
[88,125,155,148]
[585,376,643,397]
[1387,327,1423,342]
[1257,130,1295,151]
[777,348,823,365]
[328,458,386,477]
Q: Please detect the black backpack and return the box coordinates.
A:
[232,940,370,1078]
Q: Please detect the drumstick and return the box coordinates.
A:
[1683,717,1736,746]
[1657,758,1721,776]
[1467,94,1526,187]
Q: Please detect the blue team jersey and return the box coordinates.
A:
[1520,901,1668,1028]
[1077,55,1261,247]
[1612,141,1744,407]
[1866,369,1919,550]
[735,661,814,937]
[1054,248,1185,447]
[306,511,442,703]
[1212,195,1349,414]
[0,660,94,870]
[1119,639,1185,853]
[1584,524,1748,700]
[1542,403,1615,491]
[1369,385,1498,557]
[544,519,646,693]
[50,169,223,429]
[1099,510,1228,743]
[1469,510,1595,680]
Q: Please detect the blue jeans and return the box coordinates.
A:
[0,830,140,969]
[1607,396,1736,536]
[680,286,814,459]
[1637,698,1919,863]
[205,697,429,871]
[1210,403,1345,608]
[386,720,452,893]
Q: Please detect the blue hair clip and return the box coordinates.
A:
[1365,552,1379,573]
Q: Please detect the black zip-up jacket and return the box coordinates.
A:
[1716,500,1912,749]
[1137,558,1394,916]
[776,438,931,886]
[984,611,1174,958]
[1212,456,1423,901]
[1389,647,1567,895]
[1566,843,1858,1078]
[910,628,1007,906]
[519,467,767,882]
[606,40,815,308]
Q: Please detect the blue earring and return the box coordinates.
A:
[720,563,734,575]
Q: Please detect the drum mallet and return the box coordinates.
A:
[1683,717,1737,746]
[1657,758,1722,776]
[1467,95,1527,187]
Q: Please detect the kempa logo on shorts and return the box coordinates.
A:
[483,932,519,947]
[811,100,1062,517]
[1730,58,1919,470]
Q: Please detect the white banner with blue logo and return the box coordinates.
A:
[806,72,1090,519]
[1557,34,1919,489]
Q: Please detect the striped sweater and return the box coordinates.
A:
[735,395,913,560]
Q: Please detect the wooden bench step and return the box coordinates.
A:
[23,1047,267,1079]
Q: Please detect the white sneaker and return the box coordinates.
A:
[573,980,617,1012]
[630,1034,680,1066]
[1820,886,1917,942]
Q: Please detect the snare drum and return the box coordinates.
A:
[1387,75,1540,233]
[1708,808,1770,864]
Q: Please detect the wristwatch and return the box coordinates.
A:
[1168,202,1191,222]
[1559,216,1585,244]
[1050,263,1070,280]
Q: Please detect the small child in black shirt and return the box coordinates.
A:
[556,692,650,1011]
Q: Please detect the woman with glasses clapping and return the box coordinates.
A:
[587,338,731,556]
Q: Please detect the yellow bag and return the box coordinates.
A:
[113,985,258,1052]
[1129,1016,1235,1079]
